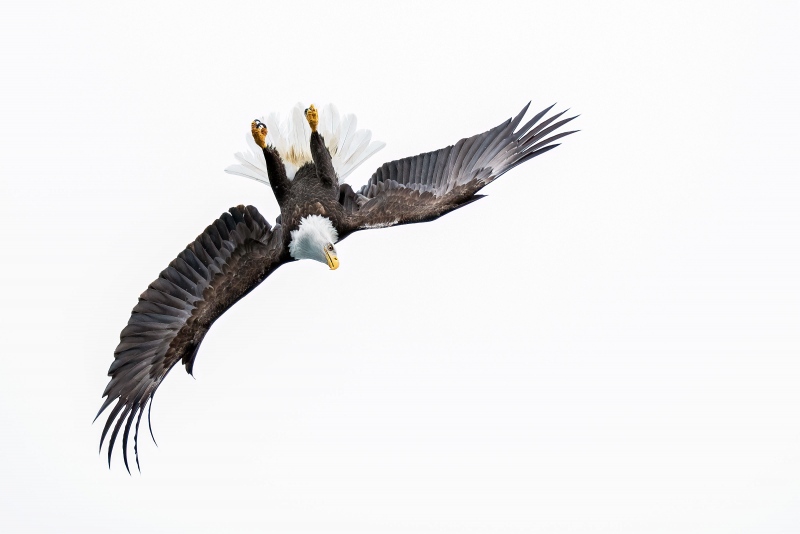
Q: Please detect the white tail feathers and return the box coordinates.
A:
[225,103,386,184]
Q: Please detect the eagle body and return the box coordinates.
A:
[97,101,578,471]
[279,153,345,235]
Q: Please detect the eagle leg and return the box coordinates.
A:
[250,119,290,203]
[305,104,337,188]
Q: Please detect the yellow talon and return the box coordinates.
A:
[251,120,267,148]
[305,104,318,132]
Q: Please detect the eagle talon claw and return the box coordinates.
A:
[251,120,268,148]
[304,104,318,132]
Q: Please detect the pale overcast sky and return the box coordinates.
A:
[1,1,799,532]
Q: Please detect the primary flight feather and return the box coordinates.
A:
[96,101,578,472]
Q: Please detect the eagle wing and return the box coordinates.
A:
[96,205,288,472]
[340,103,577,231]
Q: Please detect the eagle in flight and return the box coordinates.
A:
[97,102,578,472]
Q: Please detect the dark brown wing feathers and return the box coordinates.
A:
[345,103,577,230]
[96,205,286,472]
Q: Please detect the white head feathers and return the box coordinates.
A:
[225,103,386,183]
[288,215,339,263]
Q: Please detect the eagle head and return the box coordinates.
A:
[288,215,339,270]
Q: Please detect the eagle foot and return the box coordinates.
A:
[251,120,268,148]
[304,104,318,132]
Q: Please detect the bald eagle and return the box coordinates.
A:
[97,102,578,471]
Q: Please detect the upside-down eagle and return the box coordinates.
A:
[97,101,578,472]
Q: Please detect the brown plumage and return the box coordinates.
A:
[97,102,578,471]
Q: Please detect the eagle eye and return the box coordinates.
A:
[326,244,334,251]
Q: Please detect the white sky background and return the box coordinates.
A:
[1,1,798,532]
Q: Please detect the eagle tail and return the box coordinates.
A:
[225,103,386,183]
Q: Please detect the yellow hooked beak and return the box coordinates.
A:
[324,249,339,270]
